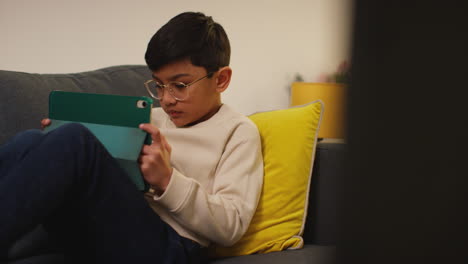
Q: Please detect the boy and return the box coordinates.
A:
[0,12,263,263]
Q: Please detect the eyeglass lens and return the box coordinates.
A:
[152,82,188,100]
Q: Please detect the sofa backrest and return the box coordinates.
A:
[302,141,342,245]
[0,65,156,145]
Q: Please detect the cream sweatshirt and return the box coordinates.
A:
[144,104,263,247]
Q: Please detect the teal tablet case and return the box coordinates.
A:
[44,91,153,191]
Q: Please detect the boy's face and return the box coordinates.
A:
[152,59,227,127]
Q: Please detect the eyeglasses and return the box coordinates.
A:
[144,73,212,101]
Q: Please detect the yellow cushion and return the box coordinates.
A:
[211,100,324,257]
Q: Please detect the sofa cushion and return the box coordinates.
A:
[212,101,323,257]
[0,65,154,145]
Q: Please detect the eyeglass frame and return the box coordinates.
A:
[144,72,213,102]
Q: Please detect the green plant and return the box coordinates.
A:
[329,60,350,84]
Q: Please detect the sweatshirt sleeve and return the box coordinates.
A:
[152,123,264,246]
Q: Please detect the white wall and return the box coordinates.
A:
[0,0,353,115]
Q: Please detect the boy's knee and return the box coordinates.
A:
[15,129,44,142]
[51,123,97,148]
[3,129,44,154]
[55,123,91,136]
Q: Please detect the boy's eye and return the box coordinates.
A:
[172,82,188,90]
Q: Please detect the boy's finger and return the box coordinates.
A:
[41,118,51,128]
[140,145,152,155]
[160,134,171,153]
[139,123,162,145]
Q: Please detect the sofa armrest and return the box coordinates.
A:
[302,140,345,245]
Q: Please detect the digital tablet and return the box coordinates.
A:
[44,90,153,191]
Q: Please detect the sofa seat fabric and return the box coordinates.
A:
[8,254,64,264]
[210,245,336,264]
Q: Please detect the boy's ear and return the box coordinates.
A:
[215,66,232,93]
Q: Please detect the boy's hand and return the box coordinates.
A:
[138,123,173,195]
[41,118,51,130]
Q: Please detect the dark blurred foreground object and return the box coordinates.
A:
[340,1,468,264]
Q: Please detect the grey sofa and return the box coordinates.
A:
[0,65,342,264]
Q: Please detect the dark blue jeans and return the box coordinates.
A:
[0,123,205,263]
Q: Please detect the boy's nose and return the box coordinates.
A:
[161,90,177,105]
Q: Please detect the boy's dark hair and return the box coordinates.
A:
[145,12,230,74]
